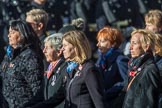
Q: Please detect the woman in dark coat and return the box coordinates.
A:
[62,30,105,108]
[0,20,44,108]
[95,26,129,107]
[154,34,162,108]
[31,33,67,108]
[123,29,161,108]
[154,34,162,80]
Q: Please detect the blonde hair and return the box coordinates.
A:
[131,29,155,52]
[145,9,162,28]
[155,34,162,56]
[26,9,49,30]
[63,30,92,64]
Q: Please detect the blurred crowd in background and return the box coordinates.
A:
[0,0,162,63]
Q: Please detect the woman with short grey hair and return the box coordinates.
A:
[31,33,67,108]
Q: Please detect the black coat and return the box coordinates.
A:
[123,57,161,108]
[65,60,105,108]
[0,45,44,108]
[154,55,162,108]
[31,58,67,108]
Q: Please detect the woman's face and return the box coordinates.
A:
[43,42,59,62]
[145,23,161,33]
[96,37,112,54]
[129,33,145,58]
[8,27,21,49]
[62,39,75,61]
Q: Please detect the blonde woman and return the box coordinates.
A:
[123,29,161,108]
[154,34,162,73]
[26,8,49,49]
[145,9,162,33]
[154,34,162,108]
[62,30,105,108]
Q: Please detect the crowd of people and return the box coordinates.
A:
[0,0,162,108]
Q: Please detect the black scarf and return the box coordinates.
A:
[128,51,154,78]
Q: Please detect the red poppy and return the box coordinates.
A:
[129,71,136,77]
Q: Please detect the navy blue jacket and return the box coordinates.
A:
[96,49,129,104]
[155,55,162,77]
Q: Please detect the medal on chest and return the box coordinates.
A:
[51,75,56,86]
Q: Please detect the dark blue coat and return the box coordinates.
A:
[96,49,129,106]
[155,55,162,77]
[154,55,162,108]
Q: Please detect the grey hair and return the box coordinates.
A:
[44,33,63,51]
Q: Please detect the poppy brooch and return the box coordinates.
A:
[129,71,137,77]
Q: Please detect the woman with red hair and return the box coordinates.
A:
[96,26,129,107]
